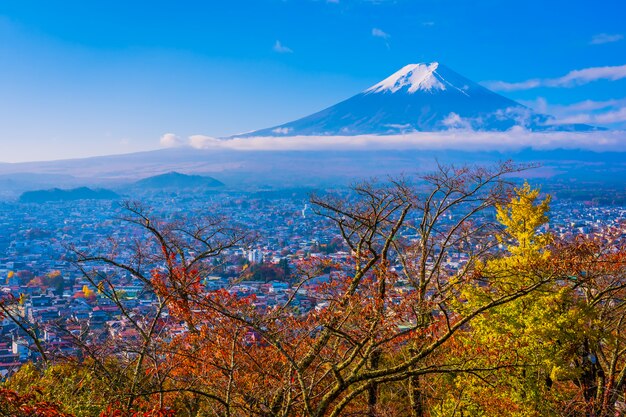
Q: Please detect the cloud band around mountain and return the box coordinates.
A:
[180,129,626,152]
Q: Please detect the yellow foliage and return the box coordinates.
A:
[449,183,564,415]
[82,285,94,298]
[496,181,552,259]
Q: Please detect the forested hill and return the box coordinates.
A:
[132,171,224,189]
[19,187,119,203]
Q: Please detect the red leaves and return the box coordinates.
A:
[0,388,73,417]
[99,404,174,417]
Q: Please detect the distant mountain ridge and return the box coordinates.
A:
[0,148,623,195]
[236,62,597,137]
[19,187,119,203]
[133,171,224,189]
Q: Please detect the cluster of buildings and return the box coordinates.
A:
[0,190,624,377]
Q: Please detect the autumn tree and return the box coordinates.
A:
[432,181,561,416]
[6,162,597,417]
[3,361,114,416]
[433,187,626,417]
[73,161,557,417]
[0,387,73,417]
[550,228,626,416]
[65,201,249,413]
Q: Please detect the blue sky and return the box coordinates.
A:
[0,0,625,162]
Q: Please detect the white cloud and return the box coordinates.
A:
[594,107,626,124]
[272,127,293,135]
[160,133,183,148]
[384,123,413,130]
[372,28,390,39]
[521,97,626,114]
[520,97,626,127]
[554,98,623,112]
[188,135,221,149]
[552,65,626,86]
[273,40,293,54]
[484,64,626,91]
[442,112,472,130]
[185,130,626,152]
[590,33,624,45]
[554,107,626,125]
[483,79,542,92]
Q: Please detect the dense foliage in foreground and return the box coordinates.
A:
[1,163,625,417]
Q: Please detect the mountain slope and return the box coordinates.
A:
[237,62,595,136]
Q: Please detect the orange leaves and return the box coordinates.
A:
[48,270,62,279]
[52,165,608,415]
[0,388,73,417]
[149,268,168,298]
[99,403,174,417]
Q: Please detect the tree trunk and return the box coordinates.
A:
[367,349,382,416]
[409,373,424,417]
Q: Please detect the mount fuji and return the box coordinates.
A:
[236,62,596,137]
[1,62,622,194]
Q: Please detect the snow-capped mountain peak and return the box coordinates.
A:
[365,62,446,94]
[233,62,597,137]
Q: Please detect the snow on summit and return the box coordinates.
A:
[365,62,446,94]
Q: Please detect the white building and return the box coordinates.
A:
[247,249,263,264]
